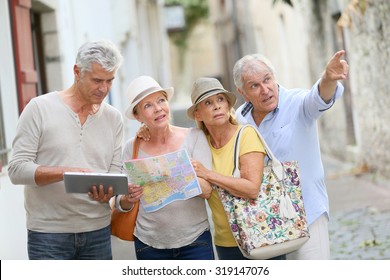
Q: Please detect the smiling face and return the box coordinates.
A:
[194,93,231,127]
[134,91,170,129]
[238,61,279,121]
[74,62,116,105]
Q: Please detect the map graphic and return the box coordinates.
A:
[122,149,201,212]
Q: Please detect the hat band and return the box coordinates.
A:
[194,88,223,104]
[132,86,164,104]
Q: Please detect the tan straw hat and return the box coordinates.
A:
[125,76,174,119]
[187,77,237,119]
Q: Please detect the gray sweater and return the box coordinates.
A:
[8,92,123,233]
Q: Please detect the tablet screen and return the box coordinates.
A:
[64,172,129,194]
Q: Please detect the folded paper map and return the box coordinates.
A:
[122,149,201,212]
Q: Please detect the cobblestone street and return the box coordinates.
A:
[329,208,390,259]
[325,155,390,260]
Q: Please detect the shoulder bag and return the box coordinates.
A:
[217,125,310,259]
[110,137,140,241]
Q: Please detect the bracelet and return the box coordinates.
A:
[115,195,134,212]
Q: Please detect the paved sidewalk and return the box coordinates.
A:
[324,154,390,260]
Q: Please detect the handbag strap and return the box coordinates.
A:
[112,137,141,212]
[233,124,284,181]
[132,137,140,159]
[129,137,141,208]
[233,125,298,219]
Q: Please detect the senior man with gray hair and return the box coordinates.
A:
[233,50,349,260]
[8,40,124,260]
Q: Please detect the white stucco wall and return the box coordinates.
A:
[0,0,171,260]
[245,0,312,89]
[0,0,28,260]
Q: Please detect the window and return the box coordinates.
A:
[31,10,48,96]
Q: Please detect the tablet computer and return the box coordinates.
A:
[64,172,129,194]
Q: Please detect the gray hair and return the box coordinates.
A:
[233,54,276,90]
[75,40,123,74]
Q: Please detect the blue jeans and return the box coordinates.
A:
[134,230,215,260]
[27,225,112,260]
[215,246,286,260]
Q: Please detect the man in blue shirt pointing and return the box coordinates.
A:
[233,50,349,259]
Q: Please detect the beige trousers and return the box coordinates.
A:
[287,213,330,260]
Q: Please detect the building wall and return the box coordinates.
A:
[110,0,173,138]
[208,0,313,103]
[302,0,390,178]
[299,0,351,161]
[0,0,27,260]
[0,0,171,259]
[339,0,390,176]
[209,0,390,179]
[168,19,221,125]
[245,0,312,89]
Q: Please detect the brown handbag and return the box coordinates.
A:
[110,137,140,241]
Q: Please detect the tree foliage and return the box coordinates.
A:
[165,0,209,50]
[164,0,293,53]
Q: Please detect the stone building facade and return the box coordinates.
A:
[302,0,390,178]
[211,0,390,179]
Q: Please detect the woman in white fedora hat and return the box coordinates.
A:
[188,77,285,260]
[115,75,214,260]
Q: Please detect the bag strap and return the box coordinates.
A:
[233,124,284,181]
[232,126,246,174]
[132,137,140,159]
[129,137,141,209]
[112,137,141,212]
[233,125,298,219]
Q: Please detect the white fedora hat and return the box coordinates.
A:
[187,77,237,119]
[125,76,174,119]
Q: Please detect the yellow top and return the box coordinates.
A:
[207,125,265,247]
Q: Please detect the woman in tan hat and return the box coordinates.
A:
[115,75,214,260]
[188,77,284,260]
